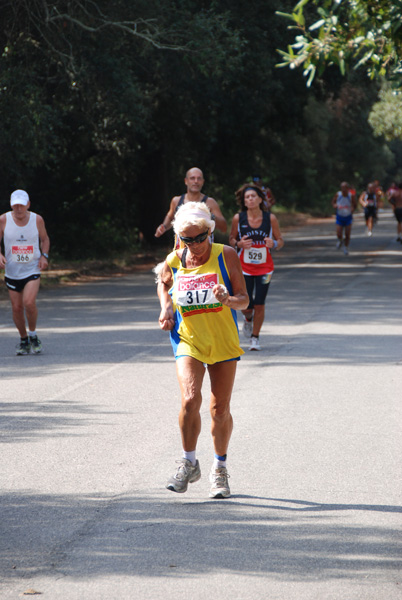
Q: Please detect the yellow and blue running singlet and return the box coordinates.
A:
[167,244,244,364]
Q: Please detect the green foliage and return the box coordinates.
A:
[276,1,402,141]
[0,0,401,257]
[368,88,402,141]
[276,0,402,86]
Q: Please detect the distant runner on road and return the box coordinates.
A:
[0,190,50,355]
[359,182,378,237]
[332,181,357,255]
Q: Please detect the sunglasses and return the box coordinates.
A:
[179,230,209,245]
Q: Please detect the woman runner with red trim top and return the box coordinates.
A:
[229,183,284,351]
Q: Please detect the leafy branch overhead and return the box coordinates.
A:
[276,0,402,87]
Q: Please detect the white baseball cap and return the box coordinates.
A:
[10,189,30,207]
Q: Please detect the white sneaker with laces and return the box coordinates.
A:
[209,467,230,498]
[242,318,253,338]
[343,246,349,255]
[166,459,201,493]
[249,336,261,351]
[336,239,342,249]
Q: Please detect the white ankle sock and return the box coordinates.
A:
[183,450,196,466]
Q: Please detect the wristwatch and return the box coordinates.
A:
[42,252,49,260]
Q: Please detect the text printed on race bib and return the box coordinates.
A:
[176,273,219,307]
[11,245,34,263]
[243,246,267,265]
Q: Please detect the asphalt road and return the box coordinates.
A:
[1,210,401,599]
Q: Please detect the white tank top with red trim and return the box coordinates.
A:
[4,212,41,280]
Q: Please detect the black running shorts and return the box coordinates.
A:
[5,274,40,293]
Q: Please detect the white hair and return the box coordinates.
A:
[153,261,165,283]
[173,201,215,235]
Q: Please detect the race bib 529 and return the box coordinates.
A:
[243,246,267,265]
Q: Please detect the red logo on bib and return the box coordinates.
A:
[12,245,33,254]
[178,273,218,291]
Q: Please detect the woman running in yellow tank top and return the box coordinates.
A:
[156,201,248,499]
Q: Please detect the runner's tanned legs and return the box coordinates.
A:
[8,277,41,338]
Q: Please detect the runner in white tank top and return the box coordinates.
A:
[0,190,50,355]
[4,211,42,279]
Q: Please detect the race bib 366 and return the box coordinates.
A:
[11,245,34,263]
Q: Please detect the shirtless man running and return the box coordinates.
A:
[154,167,227,242]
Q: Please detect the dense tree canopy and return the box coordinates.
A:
[1,0,400,258]
[276,0,402,139]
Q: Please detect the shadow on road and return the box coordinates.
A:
[0,491,401,583]
[0,400,114,443]
[254,331,401,367]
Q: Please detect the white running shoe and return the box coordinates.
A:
[336,239,343,249]
[209,467,231,498]
[242,318,253,338]
[249,336,261,351]
[343,246,349,255]
[166,459,201,493]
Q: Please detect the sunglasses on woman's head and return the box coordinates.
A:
[179,230,209,245]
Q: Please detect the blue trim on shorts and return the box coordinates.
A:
[175,355,241,363]
[217,356,241,363]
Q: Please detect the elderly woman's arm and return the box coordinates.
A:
[213,246,249,310]
[157,261,175,330]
